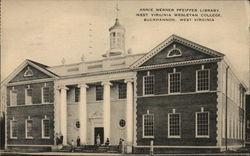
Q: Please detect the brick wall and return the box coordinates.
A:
[136,63,218,146]
[137,63,218,96]
[136,93,218,146]
[7,81,54,106]
[7,104,54,145]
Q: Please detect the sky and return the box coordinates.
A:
[1,0,249,87]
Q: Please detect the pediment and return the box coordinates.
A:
[5,59,58,84]
[131,35,224,68]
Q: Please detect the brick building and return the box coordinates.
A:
[1,17,248,153]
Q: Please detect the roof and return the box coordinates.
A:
[109,18,125,31]
[130,34,225,68]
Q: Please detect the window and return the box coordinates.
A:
[143,75,154,95]
[96,85,103,101]
[10,89,17,106]
[197,69,210,91]
[167,44,182,58]
[196,112,209,137]
[42,87,50,103]
[25,119,33,139]
[119,119,126,128]
[24,67,33,77]
[168,113,181,138]
[75,88,80,102]
[169,72,181,93]
[118,83,127,99]
[42,118,50,138]
[75,121,80,129]
[143,112,154,138]
[247,120,250,129]
[10,120,18,139]
[25,88,32,104]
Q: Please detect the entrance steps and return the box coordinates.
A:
[59,145,120,153]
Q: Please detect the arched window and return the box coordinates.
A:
[24,67,33,77]
[167,44,182,58]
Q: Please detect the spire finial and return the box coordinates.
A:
[115,0,119,19]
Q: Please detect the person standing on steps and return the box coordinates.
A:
[76,136,80,147]
[71,139,75,152]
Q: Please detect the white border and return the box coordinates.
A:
[25,88,33,105]
[41,118,50,139]
[142,112,154,138]
[142,75,154,96]
[25,119,33,139]
[41,86,50,104]
[196,68,210,92]
[10,119,17,139]
[168,72,181,94]
[168,113,181,138]
[195,111,210,138]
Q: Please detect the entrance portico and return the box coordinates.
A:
[55,77,134,152]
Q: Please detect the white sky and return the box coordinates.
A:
[1,0,249,87]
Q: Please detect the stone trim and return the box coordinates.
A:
[136,90,217,98]
[130,34,224,68]
[133,57,223,71]
[7,78,54,86]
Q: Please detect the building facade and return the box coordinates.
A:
[1,18,248,153]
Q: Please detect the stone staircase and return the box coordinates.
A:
[59,145,120,153]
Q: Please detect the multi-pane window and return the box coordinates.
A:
[196,112,209,137]
[96,85,103,101]
[118,83,127,99]
[26,119,33,138]
[169,73,181,93]
[143,113,154,137]
[168,113,181,137]
[143,75,154,95]
[75,88,80,102]
[10,90,17,106]
[42,87,50,103]
[25,88,32,104]
[197,69,210,91]
[42,119,50,138]
[10,120,18,138]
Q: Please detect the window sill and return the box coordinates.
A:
[196,90,210,93]
[142,94,154,97]
[143,136,154,139]
[8,103,53,107]
[195,136,209,138]
[168,136,181,138]
[42,137,50,139]
[10,137,18,139]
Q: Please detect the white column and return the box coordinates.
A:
[60,85,68,145]
[78,83,88,145]
[125,78,133,153]
[101,81,112,141]
[54,87,61,145]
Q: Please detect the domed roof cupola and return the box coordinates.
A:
[109,18,125,31]
[103,18,126,57]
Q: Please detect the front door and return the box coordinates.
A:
[94,127,104,144]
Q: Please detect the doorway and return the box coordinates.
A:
[94,127,104,144]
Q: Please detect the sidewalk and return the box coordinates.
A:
[1,151,250,156]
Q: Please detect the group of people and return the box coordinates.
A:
[56,133,126,153]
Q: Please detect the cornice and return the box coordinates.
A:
[130,35,224,68]
[133,57,223,71]
[6,78,55,86]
